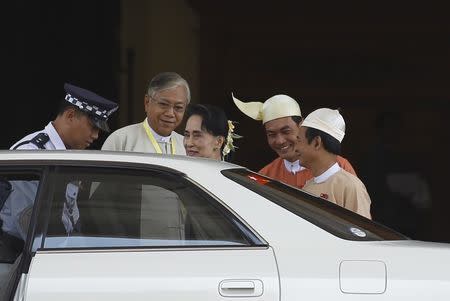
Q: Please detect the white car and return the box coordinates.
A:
[0,150,448,301]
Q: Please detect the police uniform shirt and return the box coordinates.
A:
[0,122,66,239]
[11,122,66,150]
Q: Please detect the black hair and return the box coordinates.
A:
[56,100,85,117]
[305,127,341,155]
[186,104,228,138]
[186,103,232,160]
[290,115,303,125]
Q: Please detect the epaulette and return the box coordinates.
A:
[12,133,50,150]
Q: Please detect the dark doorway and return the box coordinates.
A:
[3,1,120,149]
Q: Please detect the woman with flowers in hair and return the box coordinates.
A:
[183,104,240,161]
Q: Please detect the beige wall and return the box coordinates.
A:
[119,0,199,125]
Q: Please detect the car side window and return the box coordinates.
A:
[0,170,42,300]
[41,167,253,249]
[223,168,407,241]
[0,172,42,260]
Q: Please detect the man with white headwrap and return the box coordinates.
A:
[295,108,371,219]
[232,94,356,188]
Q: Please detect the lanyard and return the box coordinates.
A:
[142,120,176,155]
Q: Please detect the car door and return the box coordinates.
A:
[0,165,48,301]
[22,165,279,301]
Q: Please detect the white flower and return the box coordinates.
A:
[222,120,242,158]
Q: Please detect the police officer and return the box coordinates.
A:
[0,83,118,260]
[11,83,118,150]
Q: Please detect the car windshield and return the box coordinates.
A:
[222,168,407,241]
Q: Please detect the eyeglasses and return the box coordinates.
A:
[149,95,186,114]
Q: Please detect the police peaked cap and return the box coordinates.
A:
[64,83,118,132]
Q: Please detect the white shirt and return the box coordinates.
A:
[148,123,172,154]
[283,159,305,175]
[11,122,66,150]
[149,125,171,144]
[313,162,341,184]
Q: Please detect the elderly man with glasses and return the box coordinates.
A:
[102,72,190,155]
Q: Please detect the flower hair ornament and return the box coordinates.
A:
[222,120,242,158]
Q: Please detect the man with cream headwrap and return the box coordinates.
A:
[232,93,356,188]
[295,108,371,219]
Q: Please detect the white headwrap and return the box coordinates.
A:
[302,108,345,142]
[232,93,301,123]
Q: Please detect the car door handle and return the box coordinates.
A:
[221,281,255,290]
[219,279,263,297]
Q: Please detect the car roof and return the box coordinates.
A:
[0,150,243,176]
